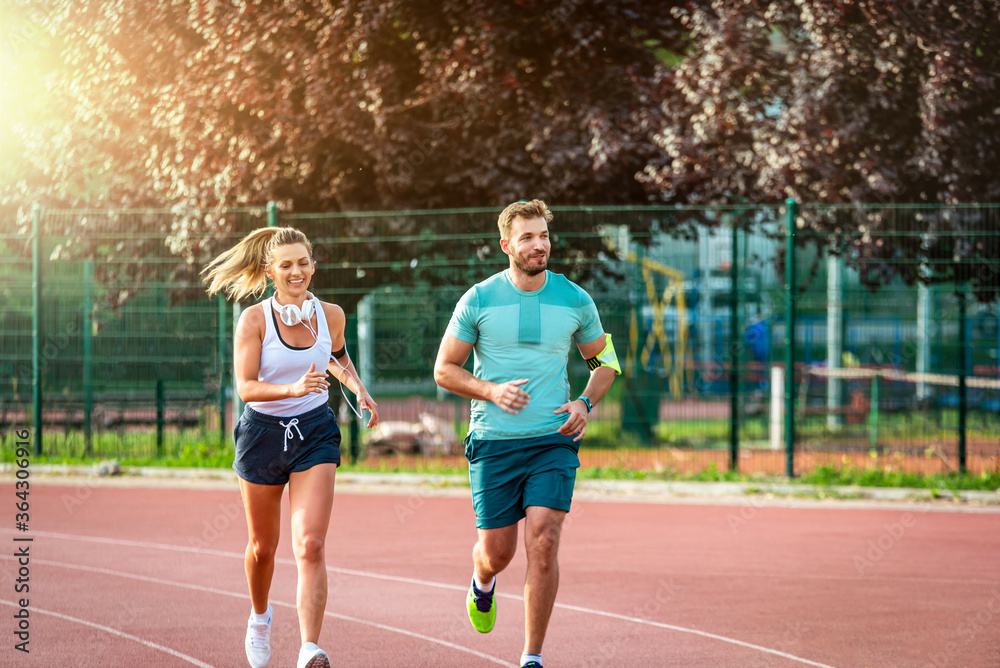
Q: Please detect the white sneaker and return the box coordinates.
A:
[297,642,330,668]
[244,604,272,668]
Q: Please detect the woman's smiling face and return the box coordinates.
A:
[267,242,313,297]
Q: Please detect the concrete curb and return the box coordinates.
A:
[4,463,998,508]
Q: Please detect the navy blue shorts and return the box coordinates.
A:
[233,405,341,485]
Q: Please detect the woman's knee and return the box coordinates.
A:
[293,533,326,563]
[249,536,279,563]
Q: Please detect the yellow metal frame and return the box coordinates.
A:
[626,253,688,397]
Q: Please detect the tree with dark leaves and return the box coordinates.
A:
[6,0,680,212]
[4,0,998,302]
[642,0,1000,301]
[3,0,684,306]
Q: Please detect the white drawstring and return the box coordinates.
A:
[279,418,304,452]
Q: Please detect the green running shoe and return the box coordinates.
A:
[467,577,496,633]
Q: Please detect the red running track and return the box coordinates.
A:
[0,478,997,667]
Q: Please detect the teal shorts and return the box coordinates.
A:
[464,432,581,530]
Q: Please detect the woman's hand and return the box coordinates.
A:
[357,390,379,429]
[290,363,330,397]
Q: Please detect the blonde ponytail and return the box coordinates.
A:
[202,227,313,301]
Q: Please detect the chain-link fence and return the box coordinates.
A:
[2,203,997,475]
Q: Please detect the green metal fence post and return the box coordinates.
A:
[83,259,94,454]
[729,221,740,472]
[869,373,880,453]
[348,310,360,464]
[156,379,165,457]
[267,201,278,228]
[957,283,967,474]
[233,302,244,425]
[218,294,227,444]
[784,199,798,478]
[31,204,42,455]
[265,201,277,302]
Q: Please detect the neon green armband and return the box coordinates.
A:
[586,333,621,375]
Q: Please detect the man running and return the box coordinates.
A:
[433,199,620,668]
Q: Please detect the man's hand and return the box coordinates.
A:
[490,378,531,414]
[554,399,590,441]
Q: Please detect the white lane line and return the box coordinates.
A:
[0,556,514,667]
[555,602,837,668]
[0,598,215,667]
[7,527,995,587]
[0,529,846,666]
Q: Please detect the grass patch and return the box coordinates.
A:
[799,464,1000,491]
[342,457,468,476]
[3,432,997,492]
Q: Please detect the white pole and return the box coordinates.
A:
[916,283,931,401]
[357,294,374,391]
[698,230,713,382]
[770,365,783,451]
[827,252,844,429]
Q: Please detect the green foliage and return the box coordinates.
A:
[800,464,1000,492]
[643,1,1000,301]
[7,1,999,304]
[578,467,649,481]
[3,1,680,213]
[345,459,468,477]
[7,429,996,491]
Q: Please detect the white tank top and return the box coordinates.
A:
[247,297,332,417]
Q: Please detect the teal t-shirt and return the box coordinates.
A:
[445,270,605,439]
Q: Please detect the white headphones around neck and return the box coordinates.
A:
[273,295,316,327]
[269,293,366,422]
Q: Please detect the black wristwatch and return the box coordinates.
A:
[578,396,593,413]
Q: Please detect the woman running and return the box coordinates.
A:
[203,227,378,668]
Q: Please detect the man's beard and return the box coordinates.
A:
[512,252,548,276]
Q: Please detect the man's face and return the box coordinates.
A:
[503,215,550,276]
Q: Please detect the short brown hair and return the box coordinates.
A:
[497,199,553,240]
